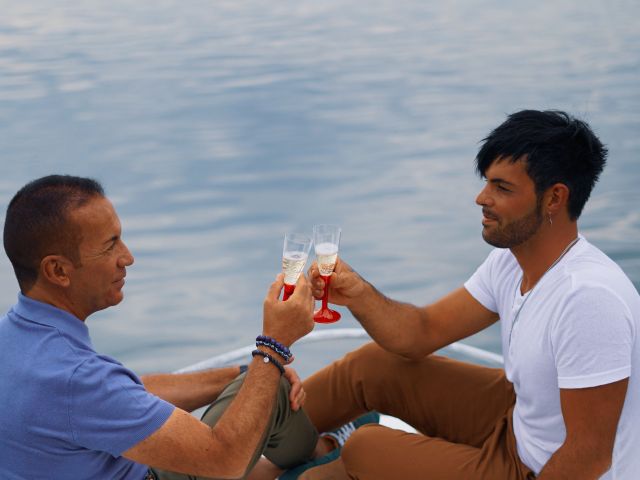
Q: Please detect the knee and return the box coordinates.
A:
[345,342,399,375]
[348,342,390,363]
[341,424,386,474]
[344,342,410,391]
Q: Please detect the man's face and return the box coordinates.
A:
[475,158,543,249]
[66,196,134,319]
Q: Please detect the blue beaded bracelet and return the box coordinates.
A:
[256,335,292,362]
[256,340,292,362]
[252,349,285,375]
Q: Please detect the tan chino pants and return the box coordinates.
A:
[303,342,535,480]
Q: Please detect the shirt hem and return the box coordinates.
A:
[558,365,631,389]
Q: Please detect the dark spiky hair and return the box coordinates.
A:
[475,110,607,220]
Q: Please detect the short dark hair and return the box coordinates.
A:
[3,175,105,292]
[475,110,607,220]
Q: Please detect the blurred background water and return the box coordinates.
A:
[1,0,638,378]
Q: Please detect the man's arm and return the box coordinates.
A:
[141,367,242,412]
[537,378,628,479]
[125,358,282,478]
[309,259,498,359]
[124,273,315,479]
[142,365,307,413]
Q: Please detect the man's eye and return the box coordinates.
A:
[497,185,511,192]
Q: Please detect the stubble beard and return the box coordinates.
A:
[482,198,544,249]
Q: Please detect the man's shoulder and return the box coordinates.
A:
[568,240,638,299]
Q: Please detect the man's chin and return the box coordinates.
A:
[481,229,508,249]
[106,291,125,308]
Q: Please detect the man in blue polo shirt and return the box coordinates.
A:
[0,175,319,479]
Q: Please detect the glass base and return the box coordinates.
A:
[314,308,341,323]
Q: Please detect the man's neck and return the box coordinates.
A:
[511,223,579,293]
[24,284,87,321]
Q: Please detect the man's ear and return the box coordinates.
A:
[545,182,571,218]
[40,255,74,288]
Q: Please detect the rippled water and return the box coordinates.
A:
[1,0,639,377]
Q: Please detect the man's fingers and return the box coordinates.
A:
[291,274,316,314]
[284,367,304,410]
[289,381,302,401]
[307,261,319,278]
[266,273,285,301]
[284,366,301,384]
[295,273,309,289]
[289,384,305,411]
[330,270,344,289]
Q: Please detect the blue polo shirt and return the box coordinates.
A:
[0,294,175,480]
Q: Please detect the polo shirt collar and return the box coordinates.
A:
[13,293,92,346]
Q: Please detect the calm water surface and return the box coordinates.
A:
[1,0,639,377]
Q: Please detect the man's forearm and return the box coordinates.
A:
[349,281,429,358]
[142,366,242,412]
[207,355,284,478]
[537,443,611,480]
[127,358,283,479]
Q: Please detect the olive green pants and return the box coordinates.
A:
[150,372,318,480]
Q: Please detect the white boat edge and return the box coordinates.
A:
[177,328,504,434]
[176,328,504,372]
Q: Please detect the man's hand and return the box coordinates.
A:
[283,367,306,411]
[308,258,366,307]
[262,273,314,347]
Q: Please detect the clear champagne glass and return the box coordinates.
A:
[313,224,341,323]
[282,233,312,301]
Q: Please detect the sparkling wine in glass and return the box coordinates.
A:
[282,233,312,301]
[313,224,341,323]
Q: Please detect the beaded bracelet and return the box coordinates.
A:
[252,349,285,375]
[256,335,293,362]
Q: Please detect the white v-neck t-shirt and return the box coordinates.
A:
[465,236,639,478]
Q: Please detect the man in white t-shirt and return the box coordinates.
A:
[294,110,639,479]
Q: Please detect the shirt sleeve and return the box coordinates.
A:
[68,355,175,456]
[552,286,634,389]
[464,249,500,313]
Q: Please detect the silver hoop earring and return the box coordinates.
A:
[548,214,553,226]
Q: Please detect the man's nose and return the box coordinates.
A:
[476,184,491,206]
[118,241,135,267]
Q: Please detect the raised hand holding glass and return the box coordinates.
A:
[313,224,341,323]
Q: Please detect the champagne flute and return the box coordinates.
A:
[282,233,312,301]
[313,224,341,323]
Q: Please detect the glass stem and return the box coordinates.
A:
[283,284,295,301]
[321,275,331,309]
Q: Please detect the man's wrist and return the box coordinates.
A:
[255,344,287,364]
[256,335,293,362]
[252,348,286,375]
[260,331,294,349]
[346,278,374,313]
